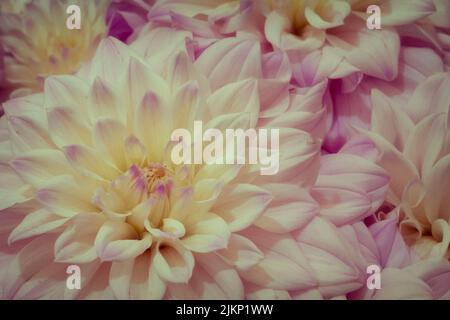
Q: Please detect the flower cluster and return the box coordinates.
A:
[0,0,449,299]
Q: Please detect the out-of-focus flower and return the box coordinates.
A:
[397,0,450,70]
[358,72,450,260]
[324,45,447,152]
[108,0,439,82]
[0,0,109,100]
[342,215,450,299]
[106,0,156,42]
[0,0,31,14]
[0,31,383,299]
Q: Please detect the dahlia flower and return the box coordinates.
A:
[108,0,441,83]
[0,0,108,100]
[0,31,388,299]
[324,45,447,152]
[342,216,450,299]
[358,72,450,260]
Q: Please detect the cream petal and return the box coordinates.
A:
[296,218,365,298]
[292,47,352,86]
[429,220,450,259]
[403,113,447,179]
[246,285,291,300]
[123,135,147,168]
[304,1,350,29]
[7,115,54,153]
[216,234,263,271]
[93,118,127,171]
[406,73,450,123]
[153,240,194,284]
[135,91,170,162]
[8,209,68,244]
[3,94,46,129]
[371,268,432,299]
[240,227,316,291]
[197,253,244,299]
[13,263,74,299]
[167,51,198,91]
[14,261,101,300]
[77,263,116,300]
[423,155,450,224]
[405,260,450,299]
[251,128,320,187]
[358,128,419,204]
[1,234,57,299]
[430,0,450,28]
[262,51,291,82]
[312,153,389,225]
[207,79,259,128]
[129,251,166,299]
[109,259,135,300]
[44,76,89,111]
[313,186,371,225]
[182,212,230,253]
[88,37,131,91]
[327,15,400,81]
[204,112,252,132]
[88,77,119,121]
[168,253,244,299]
[380,0,436,26]
[47,107,92,148]
[127,56,170,115]
[255,184,319,233]
[10,149,73,189]
[0,163,31,210]
[140,192,170,231]
[194,162,242,185]
[173,81,202,130]
[264,110,327,141]
[213,184,272,232]
[257,79,290,119]
[168,186,194,222]
[264,11,290,49]
[371,89,414,151]
[196,37,262,91]
[36,175,97,217]
[191,178,224,215]
[63,144,120,181]
[94,220,150,261]
[14,262,99,300]
[130,26,192,75]
[54,213,105,263]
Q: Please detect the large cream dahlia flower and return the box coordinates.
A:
[0,0,108,100]
[0,31,380,299]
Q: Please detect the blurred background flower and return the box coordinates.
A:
[0,0,109,101]
[360,73,450,260]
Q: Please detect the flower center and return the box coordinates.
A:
[141,163,168,194]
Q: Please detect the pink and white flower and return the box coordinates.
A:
[0,31,381,299]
